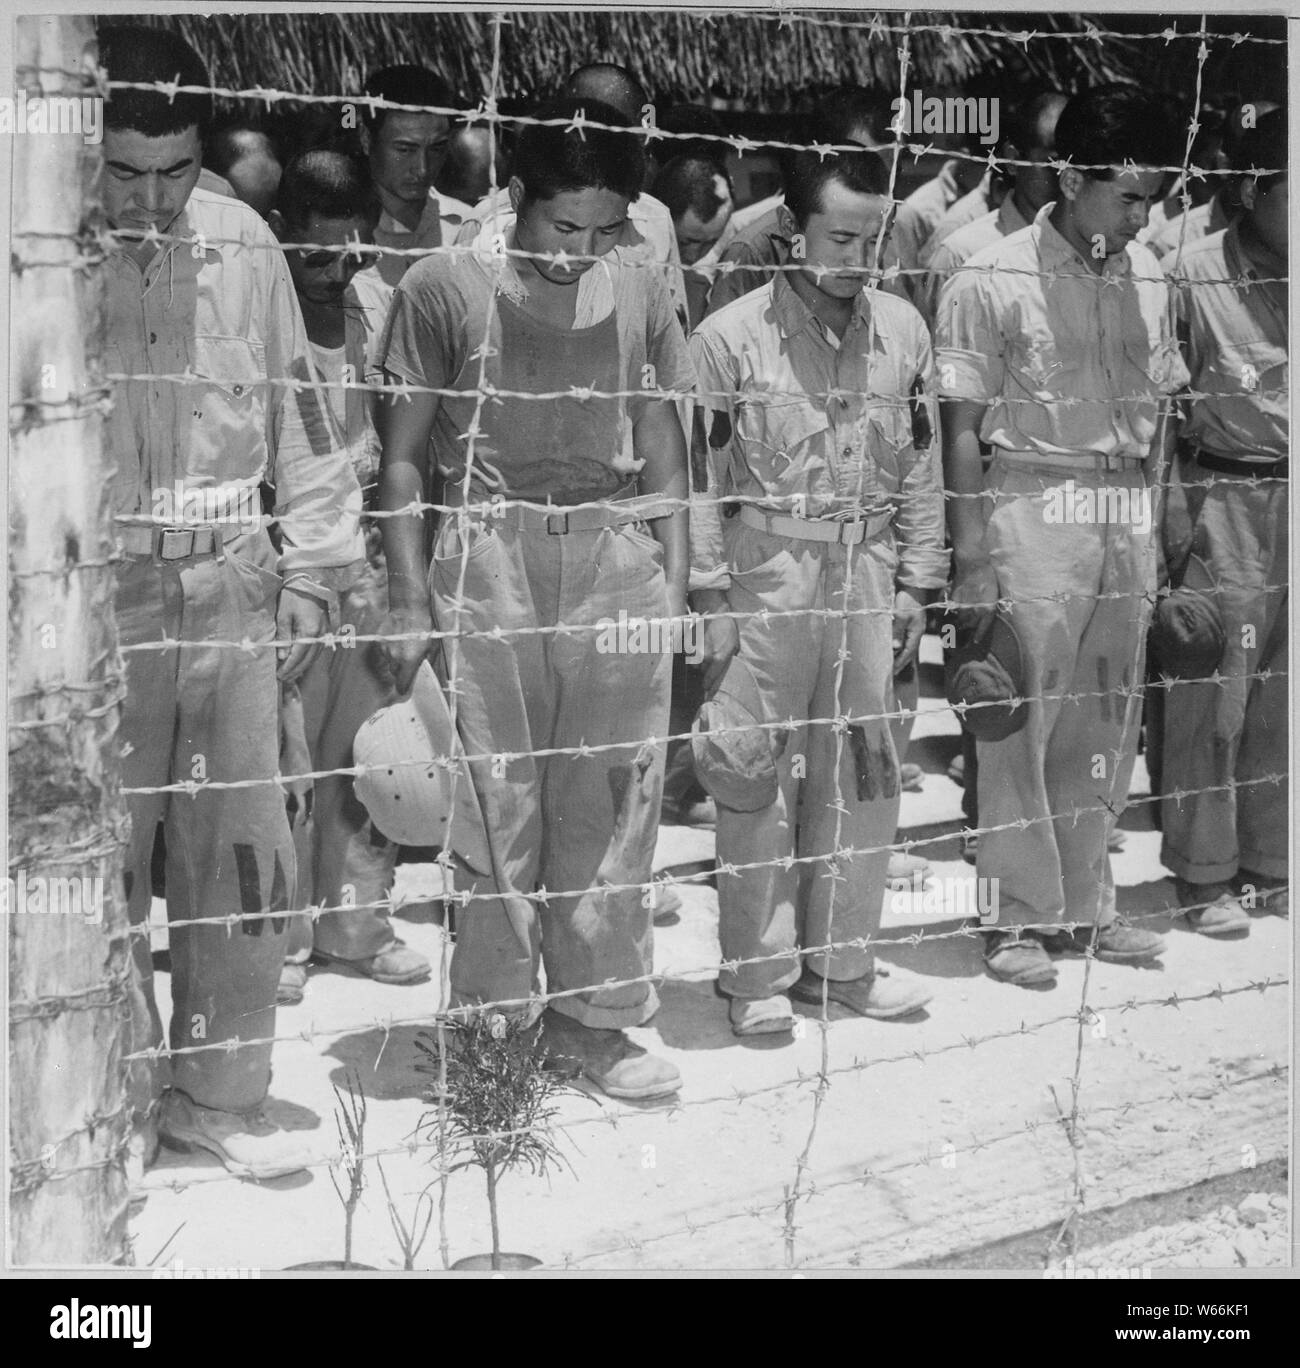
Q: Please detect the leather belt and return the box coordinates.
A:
[1191,447,1288,480]
[117,522,258,562]
[993,447,1146,474]
[739,503,893,546]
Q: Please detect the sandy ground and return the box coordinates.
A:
[130,639,1291,1272]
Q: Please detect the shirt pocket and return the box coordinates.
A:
[183,335,268,482]
[1007,328,1082,401]
[734,394,831,492]
[1197,339,1288,405]
[1122,326,1184,396]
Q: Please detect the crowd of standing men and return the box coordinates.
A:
[95,24,1287,1181]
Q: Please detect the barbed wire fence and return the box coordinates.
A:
[7,9,1289,1270]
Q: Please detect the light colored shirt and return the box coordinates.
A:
[1161,225,1287,461]
[728,191,784,235]
[891,160,964,305]
[1147,193,1233,260]
[456,187,688,324]
[102,187,364,575]
[1137,188,1183,245]
[917,174,992,270]
[307,267,392,494]
[689,275,948,593]
[196,167,234,198]
[373,189,475,288]
[378,243,696,505]
[935,204,1189,460]
[920,193,1028,328]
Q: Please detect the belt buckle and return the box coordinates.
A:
[837,514,864,547]
[545,510,570,535]
[152,525,219,564]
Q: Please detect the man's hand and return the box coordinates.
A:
[950,553,1000,637]
[377,604,435,695]
[892,587,927,676]
[693,589,740,695]
[276,587,327,683]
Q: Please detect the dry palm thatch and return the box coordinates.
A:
[121,9,1163,109]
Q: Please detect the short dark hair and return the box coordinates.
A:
[808,87,894,147]
[563,63,648,125]
[651,155,731,223]
[276,150,381,233]
[1234,106,1287,190]
[1054,84,1183,180]
[784,146,892,226]
[513,97,644,204]
[1005,89,1067,156]
[205,120,281,178]
[99,24,212,138]
[657,104,728,168]
[362,65,455,135]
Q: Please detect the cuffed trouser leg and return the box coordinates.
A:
[296,560,400,960]
[436,518,664,1029]
[119,531,293,1115]
[799,535,899,982]
[118,564,179,1126]
[1161,476,1288,883]
[540,524,669,1028]
[715,521,898,999]
[977,461,1152,930]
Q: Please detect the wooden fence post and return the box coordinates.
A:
[7,13,132,1266]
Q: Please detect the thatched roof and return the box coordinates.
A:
[122,10,1285,113]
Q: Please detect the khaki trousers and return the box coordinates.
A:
[976,456,1153,928]
[118,530,292,1115]
[715,518,900,1000]
[432,517,670,1029]
[1160,470,1288,883]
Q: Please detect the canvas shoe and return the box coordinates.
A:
[540,1009,681,1101]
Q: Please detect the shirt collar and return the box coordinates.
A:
[1034,202,1133,279]
[937,159,962,206]
[377,192,441,241]
[996,193,1028,236]
[772,271,875,343]
[110,197,213,280]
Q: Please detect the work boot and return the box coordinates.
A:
[1235,871,1289,918]
[887,850,931,889]
[789,964,932,1018]
[983,930,1057,986]
[1054,914,1167,962]
[314,938,431,985]
[277,961,308,1006]
[1177,879,1251,936]
[158,1089,314,1181]
[728,993,795,1037]
[540,1009,681,1101]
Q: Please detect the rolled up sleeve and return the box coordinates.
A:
[934,265,1005,403]
[686,329,737,593]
